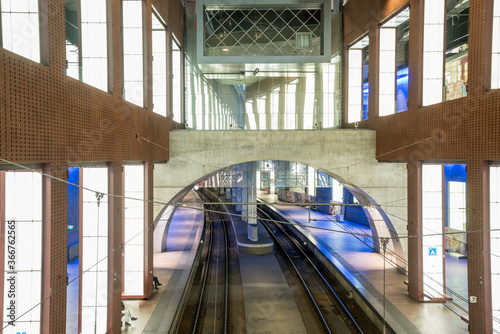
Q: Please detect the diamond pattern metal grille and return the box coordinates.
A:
[204,5,323,57]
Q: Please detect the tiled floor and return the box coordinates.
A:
[258,191,469,334]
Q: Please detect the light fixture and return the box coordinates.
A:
[296,32,312,50]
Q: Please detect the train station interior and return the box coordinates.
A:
[0,0,499,333]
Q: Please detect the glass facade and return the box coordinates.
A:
[422,0,469,105]
[172,37,183,123]
[81,167,108,334]
[152,10,167,117]
[493,0,500,89]
[1,0,40,62]
[379,8,409,116]
[348,36,369,123]
[123,0,144,107]
[2,171,43,334]
[490,166,500,332]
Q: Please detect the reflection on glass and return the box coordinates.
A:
[379,8,409,116]
[65,0,80,80]
[396,10,409,112]
[444,0,468,101]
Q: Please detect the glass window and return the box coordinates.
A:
[80,167,108,334]
[422,0,445,106]
[65,0,109,91]
[2,171,43,333]
[172,37,183,123]
[448,181,466,230]
[396,15,409,113]
[492,0,500,89]
[444,0,469,101]
[422,164,445,299]
[245,101,256,129]
[379,8,409,116]
[123,165,145,296]
[65,0,79,80]
[332,180,343,203]
[1,0,40,62]
[422,0,468,105]
[322,59,340,128]
[123,0,144,107]
[152,10,167,116]
[81,0,108,91]
[490,166,500,332]
[304,73,315,129]
[347,36,369,122]
[307,166,315,196]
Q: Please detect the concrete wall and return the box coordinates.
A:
[154,129,408,259]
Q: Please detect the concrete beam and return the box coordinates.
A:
[153,129,407,261]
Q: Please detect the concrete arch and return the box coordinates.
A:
[153,130,408,268]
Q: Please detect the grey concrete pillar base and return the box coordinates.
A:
[248,224,259,241]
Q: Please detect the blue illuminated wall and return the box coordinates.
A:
[362,82,369,120]
[443,163,467,229]
[316,187,332,214]
[396,67,408,113]
[343,188,370,226]
[67,167,79,248]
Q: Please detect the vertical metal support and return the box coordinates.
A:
[380,237,390,334]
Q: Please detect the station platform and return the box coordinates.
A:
[220,194,274,255]
[258,191,469,334]
[218,192,310,333]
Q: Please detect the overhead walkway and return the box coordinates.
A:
[258,191,469,334]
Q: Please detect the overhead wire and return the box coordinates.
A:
[0,131,498,332]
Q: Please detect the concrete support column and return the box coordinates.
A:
[278,82,286,130]
[315,71,323,129]
[296,77,306,129]
[265,92,271,130]
[246,162,258,241]
[233,164,242,212]
[242,163,248,222]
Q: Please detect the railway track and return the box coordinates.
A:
[176,190,246,334]
[258,207,379,334]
